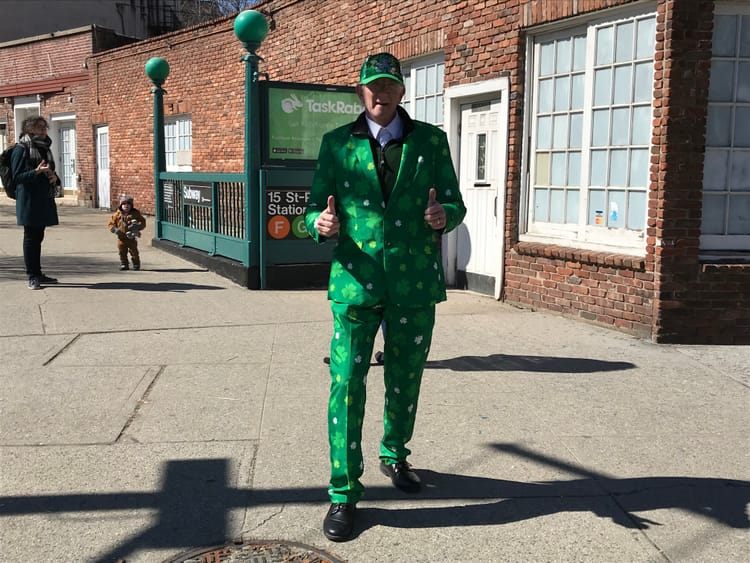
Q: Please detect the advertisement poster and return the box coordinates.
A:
[264,83,363,164]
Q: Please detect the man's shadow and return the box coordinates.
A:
[351,443,749,538]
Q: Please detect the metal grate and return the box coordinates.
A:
[164,539,343,563]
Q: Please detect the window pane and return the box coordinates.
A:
[709,61,735,102]
[589,189,606,224]
[538,78,553,112]
[540,42,554,75]
[703,149,729,190]
[537,116,552,149]
[591,150,608,185]
[553,114,568,148]
[416,67,426,96]
[554,76,570,111]
[702,194,726,234]
[738,62,750,103]
[437,95,444,125]
[636,17,656,59]
[592,109,609,146]
[426,97,436,124]
[706,106,732,146]
[633,62,653,102]
[534,188,549,220]
[476,133,486,180]
[608,190,626,227]
[571,73,585,109]
[536,152,550,185]
[613,65,632,104]
[551,152,566,185]
[437,64,444,91]
[735,107,750,147]
[569,113,583,148]
[616,22,634,62]
[566,189,580,222]
[568,151,581,186]
[556,38,571,73]
[594,68,612,105]
[728,195,750,234]
[629,149,649,187]
[550,189,565,222]
[596,26,614,65]
[573,35,586,71]
[730,152,750,189]
[611,107,630,146]
[627,191,647,230]
[631,106,651,144]
[742,16,750,57]
[402,74,411,113]
[713,15,738,57]
[426,65,437,95]
[610,149,628,186]
[416,98,425,121]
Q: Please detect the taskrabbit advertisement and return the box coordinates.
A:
[266,85,363,162]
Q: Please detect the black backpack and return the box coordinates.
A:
[0,144,27,199]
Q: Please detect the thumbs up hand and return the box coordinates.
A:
[424,188,446,231]
[316,195,340,237]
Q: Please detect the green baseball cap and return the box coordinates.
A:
[359,53,404,85]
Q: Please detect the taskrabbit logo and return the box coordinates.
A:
[280,93,363,115]
[281,93,303,113]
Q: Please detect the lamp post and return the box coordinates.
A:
[234,10,269,288]
[145,57,170,239]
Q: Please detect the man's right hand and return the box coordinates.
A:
[316,195,340,237]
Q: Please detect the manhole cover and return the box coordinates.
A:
[164,539,344,563]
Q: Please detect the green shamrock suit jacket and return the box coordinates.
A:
[305,110,466,307]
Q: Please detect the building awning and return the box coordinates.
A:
[0,73,88,98]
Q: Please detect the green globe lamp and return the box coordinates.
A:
[144,57,170,86]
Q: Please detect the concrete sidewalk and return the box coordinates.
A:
[0,202,748,563]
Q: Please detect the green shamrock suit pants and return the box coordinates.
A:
[327,301,435,504]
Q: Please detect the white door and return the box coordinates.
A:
[456,99,505,297]
[58,124,76,192]
[96,126,110,209]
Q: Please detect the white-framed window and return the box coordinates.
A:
[165,115,192,171]
[402,53,445,128]
[702,4,750,252]
[524,10,656,253]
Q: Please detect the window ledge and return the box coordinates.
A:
[514,241,646,271]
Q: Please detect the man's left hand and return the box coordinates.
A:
[424,187,446,230]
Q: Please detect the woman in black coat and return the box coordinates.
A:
[11,116,60,290]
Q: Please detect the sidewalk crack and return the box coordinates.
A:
[115,365,164,443]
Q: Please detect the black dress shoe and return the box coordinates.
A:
[380,461,421,493]
[323,503,355,541]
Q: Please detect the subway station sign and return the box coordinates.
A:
[265,188,310,240]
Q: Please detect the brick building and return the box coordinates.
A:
[10,0,750,343]
[0,26,140,200]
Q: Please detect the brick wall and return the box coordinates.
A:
[651,0,750,343]
[0,33,91,84]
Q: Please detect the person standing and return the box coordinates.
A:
[305,52,466,541]
[12,116,60,290]
[108,194,147,270]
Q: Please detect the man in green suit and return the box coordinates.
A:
[305,52,466,542]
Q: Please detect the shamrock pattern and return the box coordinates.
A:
[326,302,436,504]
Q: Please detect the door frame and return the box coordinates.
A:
[444,78,510,299]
